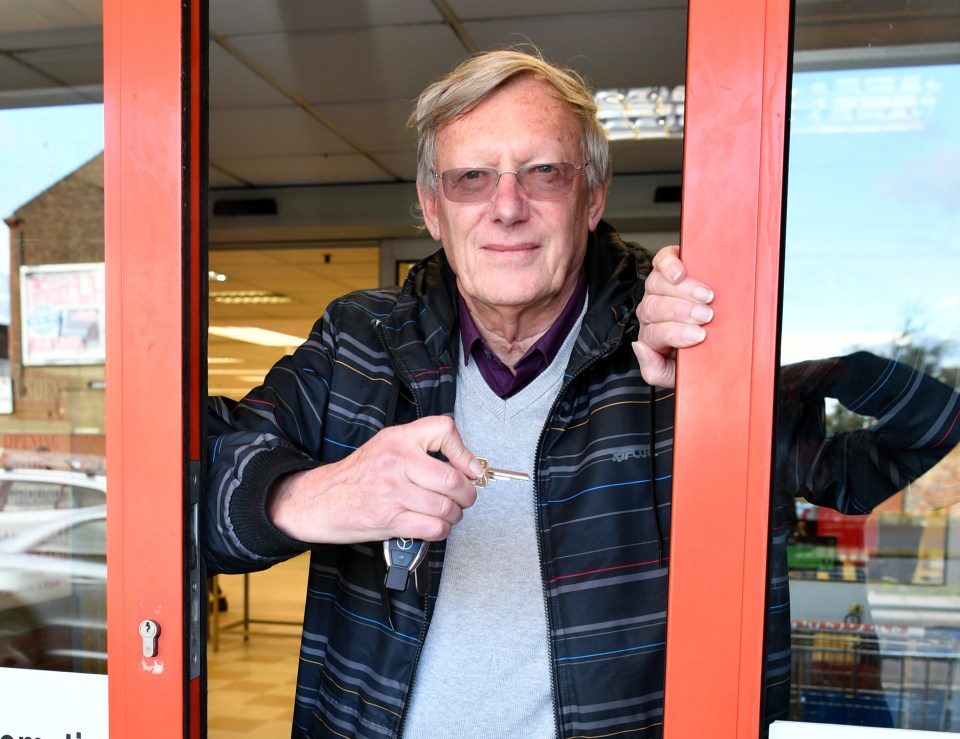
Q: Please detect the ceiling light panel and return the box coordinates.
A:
[595,86,686,141]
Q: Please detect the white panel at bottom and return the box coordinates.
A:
[0,668,107,737]
[771,721,949,738]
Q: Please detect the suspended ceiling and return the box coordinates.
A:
[1,0,958,395]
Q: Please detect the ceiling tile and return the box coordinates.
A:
[315,99,417,152]
[209,105,358,158]
[215,152,398,186]
[222,24,470,103]
[463,11,688,89]
[210,0,441,36]
[0,0,100,33]
[208,164,249,188]
[15,45,103,87]
[445,0,685,18]
[610,139,684,175]
[369,150,418,181]
[208,42,290,108]
[0,56,58,93]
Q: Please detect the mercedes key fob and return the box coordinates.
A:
[383,537,428,591]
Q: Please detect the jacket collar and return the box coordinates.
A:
[387,219,649,370]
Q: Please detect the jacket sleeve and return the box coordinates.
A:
[775,351,960,514]
[203,311,339,575]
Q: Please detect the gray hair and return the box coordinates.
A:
[408,48,611,195]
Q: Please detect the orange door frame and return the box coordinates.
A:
[104,0,204,735]
[663,1,791,737]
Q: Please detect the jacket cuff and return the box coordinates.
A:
[228,447,320,559]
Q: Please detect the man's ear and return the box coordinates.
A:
[417,183,443,242]
[587,182,608,232]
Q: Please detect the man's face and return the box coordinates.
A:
[418,76,606,319]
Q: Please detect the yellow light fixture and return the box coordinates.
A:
[211,290,293,305]
[208,326,305,347]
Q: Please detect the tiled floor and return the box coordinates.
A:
[207,553,309,738]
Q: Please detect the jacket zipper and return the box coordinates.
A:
[535,338,621,739]
[375,319,432,739]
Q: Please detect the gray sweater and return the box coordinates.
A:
[403,309,584,738]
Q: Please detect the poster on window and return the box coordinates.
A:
[20,263,105,366]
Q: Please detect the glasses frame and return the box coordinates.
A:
[431,161,590,203]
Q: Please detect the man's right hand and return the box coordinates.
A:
[267,416,483,544]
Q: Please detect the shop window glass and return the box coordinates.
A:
[0,102,106,674]
[770,2,960,733]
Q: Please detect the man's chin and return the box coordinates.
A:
[474,286,547,311]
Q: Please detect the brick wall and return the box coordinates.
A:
[3,152,105,455]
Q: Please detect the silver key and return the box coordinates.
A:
[473,457,530,488]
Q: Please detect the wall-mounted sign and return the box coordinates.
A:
[20,263,105,367]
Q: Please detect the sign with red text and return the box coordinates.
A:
[20,263,105,367]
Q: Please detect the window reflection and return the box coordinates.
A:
[0,104,106,674]
[773,46,960,737]
[0,459,107,671]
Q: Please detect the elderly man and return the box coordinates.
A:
[205,48,959,739]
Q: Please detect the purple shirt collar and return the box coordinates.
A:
[459,269,587,399]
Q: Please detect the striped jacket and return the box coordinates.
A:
[205,221,960,738]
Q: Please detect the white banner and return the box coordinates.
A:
[0,668,107,737]
[771,721,951,738]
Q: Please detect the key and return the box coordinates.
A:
[473,457,530,488]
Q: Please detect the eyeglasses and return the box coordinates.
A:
[432,162,589,203]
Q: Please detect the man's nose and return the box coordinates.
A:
[489,171,528,221]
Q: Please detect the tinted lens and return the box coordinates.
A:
[518,163,576,199]
[441,168,498,202]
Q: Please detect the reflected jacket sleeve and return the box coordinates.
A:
[203,314,336,575]
[776,351,960,514]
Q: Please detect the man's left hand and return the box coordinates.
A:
[633,245,714,388]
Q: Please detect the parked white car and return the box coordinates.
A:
[0,462,107,671]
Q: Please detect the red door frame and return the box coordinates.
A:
[663,0,791,737]
[104,0,204,735]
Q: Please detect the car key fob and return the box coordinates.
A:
[383,537,428,591]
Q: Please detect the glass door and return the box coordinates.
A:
[0,2,109,736]
[770,1,960,734]
[663,1,960,738]
[2,2,205,734]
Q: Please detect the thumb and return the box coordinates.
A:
[417,416,484,479]
[632,341,677,389]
